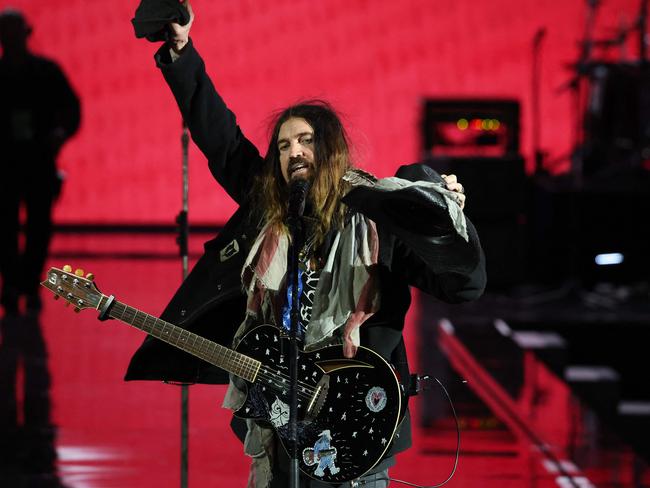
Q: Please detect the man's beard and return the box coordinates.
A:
[288,156,314,181]
[286,156,316,216]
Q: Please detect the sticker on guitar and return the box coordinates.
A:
[269,397,290,428]
[365,386,387,412]
[302,430,340,477]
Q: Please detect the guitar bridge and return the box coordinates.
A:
[305,374,329,420]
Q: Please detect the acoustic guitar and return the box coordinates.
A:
[42,266,405,483]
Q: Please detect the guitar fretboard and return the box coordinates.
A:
[104,298,260,382]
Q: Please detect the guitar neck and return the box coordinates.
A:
[102,297,260,382]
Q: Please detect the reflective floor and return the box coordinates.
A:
[1,233,649,487]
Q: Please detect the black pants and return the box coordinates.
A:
[270,449,394,487]
[269,469,390,487]
[0,162,57,308]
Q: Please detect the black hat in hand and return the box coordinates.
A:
[132,0,190,42]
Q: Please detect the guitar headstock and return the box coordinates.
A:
[41,265,104,312]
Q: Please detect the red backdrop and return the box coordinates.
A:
[5,0,643,224]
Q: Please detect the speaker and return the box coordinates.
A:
[425,156,527,289]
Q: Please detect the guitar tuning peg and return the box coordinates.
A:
[74,307,81,313]
[63,264,72,272]
[75,268,85,277]
[85,273,95,281]
[53,295,60,301]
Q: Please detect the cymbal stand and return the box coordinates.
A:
[571,0,601,186]
[532,27,546,174]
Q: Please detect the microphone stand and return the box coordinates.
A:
[287,181,308,488]
[176,120,190,488]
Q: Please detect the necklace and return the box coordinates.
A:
[297,232,317,265]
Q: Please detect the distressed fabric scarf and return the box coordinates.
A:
[342,171,469,241]
[241,212,380,353]
[223,212,380,488]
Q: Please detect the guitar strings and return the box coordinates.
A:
[257,365,315,389]
[256,365,319,392]
[255,368,318,399]
[254,374,315,400]
[111,302,321,397]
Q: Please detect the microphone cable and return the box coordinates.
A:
[351,377,460,488]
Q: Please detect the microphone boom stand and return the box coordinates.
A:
[286,180,308,488]
[287,216,304,488]
[176,121,191,488]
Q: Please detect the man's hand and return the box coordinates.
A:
[169,0,194,53]
[441,173,466,210]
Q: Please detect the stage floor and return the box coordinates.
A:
[1,233,649,487]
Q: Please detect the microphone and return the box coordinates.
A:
[288,178,311,218]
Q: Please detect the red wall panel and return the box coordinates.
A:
[4,0,642,223]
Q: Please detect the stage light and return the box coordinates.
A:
[457,118,469,130]
[594,253,624,265]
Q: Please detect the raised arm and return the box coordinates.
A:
[155,0,263,203]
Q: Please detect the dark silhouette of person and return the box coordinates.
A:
[0,9,80,315]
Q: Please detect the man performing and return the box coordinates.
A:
[125,2,486,487]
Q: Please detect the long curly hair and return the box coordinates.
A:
[251,100,353,246]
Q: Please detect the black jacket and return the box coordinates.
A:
[125,40,486,455]
[0,53,81,176]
